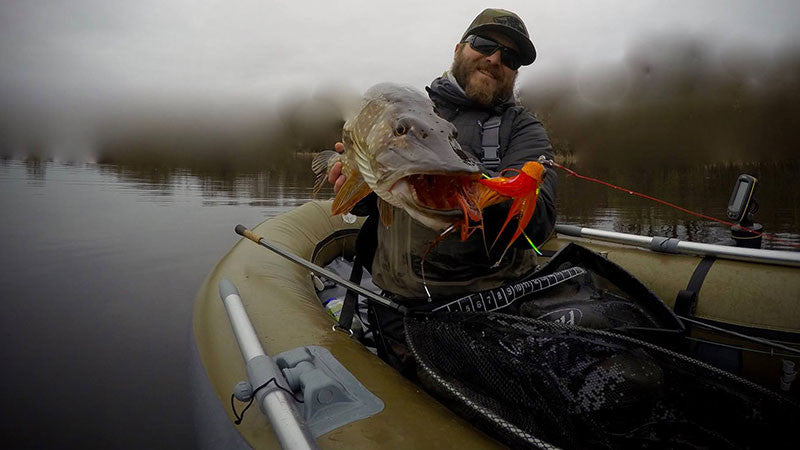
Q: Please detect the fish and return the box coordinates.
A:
[313,83,484,231]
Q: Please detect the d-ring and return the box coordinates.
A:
[332,323,354,336]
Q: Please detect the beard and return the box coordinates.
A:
[451,46,517,107]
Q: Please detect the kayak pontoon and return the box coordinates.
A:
[192,200,800,448]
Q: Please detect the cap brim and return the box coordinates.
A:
[463,23,536,66]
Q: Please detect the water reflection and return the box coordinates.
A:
[10,154,799,252]
[48,161,800,251]
[23,155,48,181]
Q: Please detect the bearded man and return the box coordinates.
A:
[327,8,557,369]
[330,8,557,298]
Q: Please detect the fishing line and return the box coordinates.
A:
[523,231,543,256]
[420,224,456,302]
[542,159,800,250]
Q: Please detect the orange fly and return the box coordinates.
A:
[477,160,546,255]
[417,161,544,299]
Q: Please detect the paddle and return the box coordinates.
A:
[234,224,408,315]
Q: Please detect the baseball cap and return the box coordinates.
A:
[461,8,536,65]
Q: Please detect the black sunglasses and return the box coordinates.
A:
[463,34,522,70]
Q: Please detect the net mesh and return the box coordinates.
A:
[405,312,799,449]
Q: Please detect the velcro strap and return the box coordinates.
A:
[674,255,716,317]
[674,289,698,316]
[337,254,362,331]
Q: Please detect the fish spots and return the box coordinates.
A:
[328,82,487,232]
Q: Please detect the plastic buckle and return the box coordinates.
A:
[483,157,501,171]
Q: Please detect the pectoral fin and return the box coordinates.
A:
[378,198,394,227]
[331,173,372,215]
[312,150,338,197]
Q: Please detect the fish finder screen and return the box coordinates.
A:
[727,175,755,220]
[731,183,747,209]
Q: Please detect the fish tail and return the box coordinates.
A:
[311,150,338,197]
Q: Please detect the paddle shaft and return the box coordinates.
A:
[555,224,800,267]
[234,224,408,314]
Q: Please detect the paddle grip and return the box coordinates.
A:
[235,224,261,243]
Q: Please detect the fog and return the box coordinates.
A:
[520,36,800,170]
[1,0,799,168]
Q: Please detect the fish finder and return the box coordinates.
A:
[725,174,762,249]
[727,174,758,224]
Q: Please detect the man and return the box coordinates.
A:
[329,8,556,301]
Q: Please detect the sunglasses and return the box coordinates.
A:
[463,34,522,70]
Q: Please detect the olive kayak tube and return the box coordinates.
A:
[191,200,800,449]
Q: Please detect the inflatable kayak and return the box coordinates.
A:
[192,200,800,448]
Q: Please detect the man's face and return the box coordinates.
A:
[451,31,519,107]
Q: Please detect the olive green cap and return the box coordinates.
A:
[461,8,536,65]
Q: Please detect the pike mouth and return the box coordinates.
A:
[397,173,481,217]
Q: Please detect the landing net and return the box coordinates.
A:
[405,313,798,449]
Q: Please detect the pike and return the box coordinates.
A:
[312,83,484,231]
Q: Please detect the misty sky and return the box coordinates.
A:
[1,0,799,144]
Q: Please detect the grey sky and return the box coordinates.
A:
[1,0,799,140]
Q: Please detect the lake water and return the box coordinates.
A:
[0,160,313,448]
[1,158,798,448]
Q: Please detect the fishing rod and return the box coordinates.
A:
[234,224,408,315]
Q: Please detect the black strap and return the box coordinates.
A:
[674,255,716,317]
[355,212,378,274]
[480,116,502,171]
[337,213,379,331]
[337,253,362,331]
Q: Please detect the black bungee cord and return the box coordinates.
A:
[230,378,304,425]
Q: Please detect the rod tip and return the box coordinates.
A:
[234,224,247,236]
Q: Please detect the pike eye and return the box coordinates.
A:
[393,124,408,136]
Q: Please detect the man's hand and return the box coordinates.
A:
[327,142,346,194]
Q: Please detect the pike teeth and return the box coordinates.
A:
[389,178,408,195]
[407,178,421,204]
